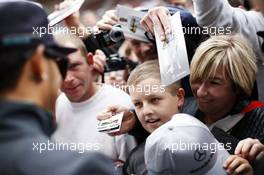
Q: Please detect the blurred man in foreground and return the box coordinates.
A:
[0,1,116,175]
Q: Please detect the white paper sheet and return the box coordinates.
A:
[155,12,190,86]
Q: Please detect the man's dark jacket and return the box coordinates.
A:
[0,100,117,175]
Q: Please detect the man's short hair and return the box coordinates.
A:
[127,60,181,96]
[54,33,88,59]
[190,34,257,97]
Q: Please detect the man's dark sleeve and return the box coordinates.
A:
[14,138,117,175]
[253,156,264,175]
[76,152,118,175]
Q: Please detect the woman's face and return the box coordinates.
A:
[191,67,237,123]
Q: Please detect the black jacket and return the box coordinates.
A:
[123,141,147,175]
[0,100,116,175]
[182,97,264,148]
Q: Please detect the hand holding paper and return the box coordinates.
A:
[97,112,124,134]
[140,6,172,42]
[48,0,84,26]
[154,12,189,86]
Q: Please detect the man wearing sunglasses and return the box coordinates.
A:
[0,1,116,175]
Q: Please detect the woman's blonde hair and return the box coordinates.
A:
[190,34,257,97]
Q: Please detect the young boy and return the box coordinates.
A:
[123,59,184,174]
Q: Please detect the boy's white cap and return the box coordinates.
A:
[145,113,229,175]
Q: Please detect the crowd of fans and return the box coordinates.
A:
[0,0,264,174]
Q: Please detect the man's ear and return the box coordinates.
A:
[177,88,185,109]
[29,45,46,82]
[86,52,94,65]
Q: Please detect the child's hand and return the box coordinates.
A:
[223,155,253,175]
[97,105,136,136]
[235,138,264,161]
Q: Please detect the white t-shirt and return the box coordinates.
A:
[52,84,136,162]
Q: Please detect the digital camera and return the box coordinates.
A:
[105,53,139,73]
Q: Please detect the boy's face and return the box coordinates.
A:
[129,78,184,133]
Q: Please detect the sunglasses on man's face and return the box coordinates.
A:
[54,57,69,79]
[44,55,69,79]
[43,48,69,79]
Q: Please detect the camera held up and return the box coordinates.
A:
[83,25,137,73]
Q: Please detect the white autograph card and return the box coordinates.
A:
[48,0,85,26]
[97,112,124,133]
[154,12,190,86]
[116,5,153,42]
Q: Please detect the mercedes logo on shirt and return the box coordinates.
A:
[194,149,207,162]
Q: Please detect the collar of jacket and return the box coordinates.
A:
[0,100,56,137]
[190,97,250,119]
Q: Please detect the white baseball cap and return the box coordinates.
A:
[145,113,230,175]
